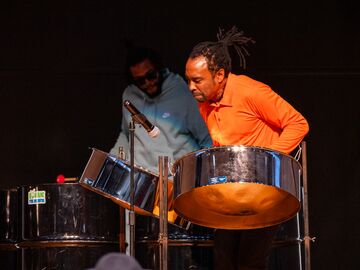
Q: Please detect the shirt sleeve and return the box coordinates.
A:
[250,85,309,154]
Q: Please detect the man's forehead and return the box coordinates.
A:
[186,57,209,77]
[130,59,155,76]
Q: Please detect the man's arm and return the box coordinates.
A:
[252,85,309,154]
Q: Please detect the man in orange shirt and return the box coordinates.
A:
[185,26,309,270]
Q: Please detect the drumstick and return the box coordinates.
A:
[56,174,78,183]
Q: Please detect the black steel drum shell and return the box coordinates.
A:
[20,183,120,241]
[0,189,19,243]
[135,215,214,241]
[136,239,214,270]
[0,243,21,270]
[269,243,303,270]
[20,243,119,270]
[135,213,303,270]
[272,213,303,247]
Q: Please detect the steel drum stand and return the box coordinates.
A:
[128,120,136,257]
[300,141,316,270]
[117,146,127,253]
[158,156,169,270]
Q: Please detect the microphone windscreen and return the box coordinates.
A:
[148,126,160,138]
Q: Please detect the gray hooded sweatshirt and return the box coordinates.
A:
[110,69,212,174]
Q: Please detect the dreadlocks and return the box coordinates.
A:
[189,26,255,76]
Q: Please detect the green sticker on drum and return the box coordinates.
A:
[28,190,46,205]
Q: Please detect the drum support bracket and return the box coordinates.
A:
[158,156,169,270]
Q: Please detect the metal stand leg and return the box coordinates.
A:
[117,147,127,253]
[158,156,168,270]
[119,207,127,252]
[129,121,136,257]
[301,141,316,270]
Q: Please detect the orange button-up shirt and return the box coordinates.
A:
[199,74,309,154]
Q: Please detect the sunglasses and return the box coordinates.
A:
[133,70,159,86]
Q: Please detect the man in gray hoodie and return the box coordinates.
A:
[108,46,213,269]
[110,46,212,173]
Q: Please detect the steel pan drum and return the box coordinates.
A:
[135,215,214,269]
[136,238,214,270]
[18,183,120,270]
[0,189,19,243]
[269,208,304,270]
[20,183,120,241]
[0,188,21,270]
[173,145,301,229]
[79,148,190,229]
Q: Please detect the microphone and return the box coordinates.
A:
[124,100,160,138]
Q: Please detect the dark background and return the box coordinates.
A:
[1,1,359,269]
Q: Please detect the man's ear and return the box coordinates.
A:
[215,68,225,83]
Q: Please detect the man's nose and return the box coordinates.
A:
[188,81,196,91]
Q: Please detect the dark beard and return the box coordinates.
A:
[146,72,165,98]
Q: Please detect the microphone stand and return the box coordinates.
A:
[128,119,136,257]
[126,108,161,258]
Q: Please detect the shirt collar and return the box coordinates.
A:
[210,73,234,107]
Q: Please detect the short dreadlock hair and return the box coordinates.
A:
[188,26,255,77]
[124,45,165,84]
[126,46,164,71]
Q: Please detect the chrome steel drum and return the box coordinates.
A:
[136,215,214,241]
[20,183,120,241]
[79,148,190,229]
[173,145,302,229]
[136,238,214,270]
[18,183,120,270]
[79,148,158,216]
[135,214,214,269]
[0,189,19,243]
[269,212,304,270]
[136,217,214,270]
[0,244,21,270]
[19,243,119,270]
[0,188,21,270]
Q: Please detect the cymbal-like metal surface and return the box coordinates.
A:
[173,145,302,229]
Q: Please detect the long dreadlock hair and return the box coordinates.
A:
[188,26,255,77]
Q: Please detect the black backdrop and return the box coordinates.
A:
[1,1,359,269]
